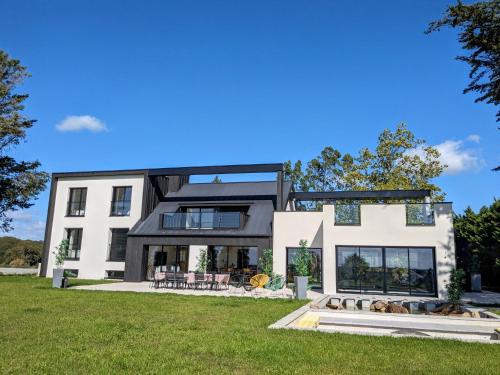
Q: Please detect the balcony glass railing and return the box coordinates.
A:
[161,212,245,230]
[406,203,435,225]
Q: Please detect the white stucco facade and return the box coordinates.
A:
[273,203,455,299]
[46,175,144,279]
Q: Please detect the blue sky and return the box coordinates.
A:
[2,0,498,240]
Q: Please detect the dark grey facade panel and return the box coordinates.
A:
[40,177,58,277]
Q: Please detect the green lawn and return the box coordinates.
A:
[1,276,498,374]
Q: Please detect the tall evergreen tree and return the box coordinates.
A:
[427,0,500,121]
[0,50,48,232]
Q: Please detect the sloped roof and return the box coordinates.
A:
[165,180,291,199]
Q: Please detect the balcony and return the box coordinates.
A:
[161,211,247,230]
[406,203,435,225]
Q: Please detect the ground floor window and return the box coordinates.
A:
[147,245,189,273]
[64,269,79,277]
[206,246,258,274]
[106,270,124,279]
[336,246,436,296]
[286,247,322,289]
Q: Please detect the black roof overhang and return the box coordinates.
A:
[290,189,431,201]
[147,163,283,176]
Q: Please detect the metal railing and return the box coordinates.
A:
[406,203,435,225]
[161,211,246,230]
[110,201,131,216]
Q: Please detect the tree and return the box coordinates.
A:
[427,0,500,121]
[454,199,500,289]
[258,248,273,276]
[0,50,48,232]
[285,124,445,204]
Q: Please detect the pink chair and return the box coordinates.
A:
[186,272,195,289]
[214,274,230,290]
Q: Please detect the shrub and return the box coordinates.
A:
[446,268,466,308]
[52,240,68,268]
[293,240,312,277]
[258,248,273,276]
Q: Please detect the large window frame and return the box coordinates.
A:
[64,228,83,260]
[336,245,437,297]
[286,247,323,290]
[110,186,132,216]
[66,188,87,217]
[108,228,128,262]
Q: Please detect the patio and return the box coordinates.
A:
[72,280,324,299]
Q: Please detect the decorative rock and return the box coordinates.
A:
[373,300,388,311]
[330,298,341,307]
[386,303,409,314]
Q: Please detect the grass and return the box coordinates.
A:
[1,277,499,374]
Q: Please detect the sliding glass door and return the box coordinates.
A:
[337,246,436,296]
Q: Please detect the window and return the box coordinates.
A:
[106,270,124,279]
[108,228,128,261]
[64,228,83,260]
[65,269,79,277]
[334,203,361,225]
[336,246,436,296]
[66,188,87,216]
[110,186,132,216]
[406,203,435,225]
[286,247,322,289]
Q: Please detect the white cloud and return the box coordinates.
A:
[408,138,484,175]
[4,210,45,240]
[466,134,481,143]
[56,115,108,132]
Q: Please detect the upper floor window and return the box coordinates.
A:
[66,188,87,216]
[110,186,132,216]
[334,203,361,225]
[108,228,128,261]
[65,228,83,260]
[406,203,435,226]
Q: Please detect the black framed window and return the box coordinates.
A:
[110,186,132,216]
[406,203,435,226]
[336,246,436,296]
[108,228,128,261]
[334,204,361,225]
[286,247,322,289]
[106,270,124,279]
[66,188,87,216]
[64,228,83,260]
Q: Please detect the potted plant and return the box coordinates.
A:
[52,239,68,288]
[292,240,312,300]
[470,252,481,292]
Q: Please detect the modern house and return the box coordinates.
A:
[40,163,455,298]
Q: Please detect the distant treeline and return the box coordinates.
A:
[0,237,43,267]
